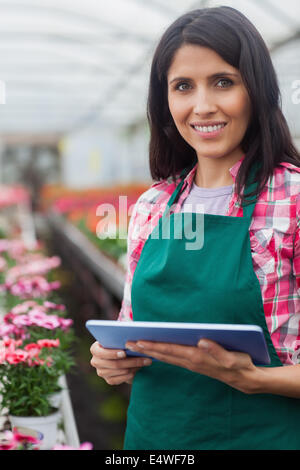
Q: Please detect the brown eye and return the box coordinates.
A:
[176,82,191,91]
[217,78,233,88]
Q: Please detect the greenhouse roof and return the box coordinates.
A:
[0,0,299,137]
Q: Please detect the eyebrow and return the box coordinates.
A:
[169,72,239,84]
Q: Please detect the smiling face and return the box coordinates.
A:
[167,44,252,166]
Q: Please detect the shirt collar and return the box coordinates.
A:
[227,156,300,177]
[229,155,245,180]
[182,155,300,196]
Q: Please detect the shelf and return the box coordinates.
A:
[0,375,80,449]
[45,211,125,301]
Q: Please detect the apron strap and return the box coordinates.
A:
[162,163,195,217]
[241,160,261,220]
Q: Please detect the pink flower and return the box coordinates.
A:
[6,349,28,364]
[0,239,27,259]
[24,343,41,358]
[0,429,41,450]
[3,337,14,348]
[0,240,10,252]
[0,324,16,337]
[11,301,38,314]
[3,312,15,323]
[28,310,47,323]
[0,431,17,450]
[1,308,73,337]
[6,276,61,299]
[37,338,60,348]
[52,442,93,450]
[44,301,66,311]
[30,306,47,314]
[12,315,33,327]
[24,342,40,350]
[5,256,61,283]
[49,281,61,290]
[3,337,22,351]
[36,316,61,330]
[78,442,93,450]
[12,429,41,445]
[0,321,27,341]
[5,354,19,364]
[59,318,73,330]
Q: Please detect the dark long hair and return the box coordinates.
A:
[147,6,300,205]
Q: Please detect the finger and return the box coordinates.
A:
[100,356,152,369]
[126,341,196,360]
[91,356,152,370]
[126,344,188,368]
[97,366,141,379]
[135,350,185,368]
[106,373,136,386]
[90,341,126,360]
[197,339,252,369]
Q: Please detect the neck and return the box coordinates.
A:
[194,152,243,188]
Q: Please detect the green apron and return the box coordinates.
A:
[124,163,300,450]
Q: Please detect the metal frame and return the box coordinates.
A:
[47,211,125,301]
[0,0,298,134]
[0,202,80,448]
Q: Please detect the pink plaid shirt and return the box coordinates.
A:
[118,156,300,366]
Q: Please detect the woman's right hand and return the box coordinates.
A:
[90,341,152,385]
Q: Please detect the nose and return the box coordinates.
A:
[192,88,218,115]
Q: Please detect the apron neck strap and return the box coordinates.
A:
[241,161,261,220]
[164,164,195,214]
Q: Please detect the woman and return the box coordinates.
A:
[90,6,300,450]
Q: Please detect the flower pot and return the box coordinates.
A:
[10,426,44,450]
[9,410,61,450]
[47,390,63,409]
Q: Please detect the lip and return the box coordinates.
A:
[191,121,227,127]
[191,122,227,139]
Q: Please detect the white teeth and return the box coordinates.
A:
[193,123,226,133]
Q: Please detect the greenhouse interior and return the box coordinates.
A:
[0,0,299,452]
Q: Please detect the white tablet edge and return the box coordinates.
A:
[86,320,263,333]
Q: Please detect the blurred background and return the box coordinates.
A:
[0,0,299,450]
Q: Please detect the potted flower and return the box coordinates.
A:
[0,429,43,450]
[0,300,75,407]
[1,300,75,351]
[0,275,61,311]
[0,428,93,450]
[0,337,69,449]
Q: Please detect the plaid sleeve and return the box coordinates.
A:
[293,192,300,293]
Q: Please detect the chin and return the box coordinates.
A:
[194,150,226,159]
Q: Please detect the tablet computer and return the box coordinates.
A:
[86,320,270,365]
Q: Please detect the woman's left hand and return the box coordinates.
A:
[125,339,262,394]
